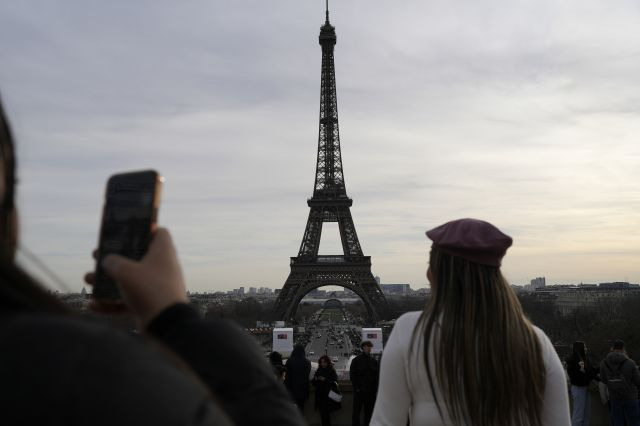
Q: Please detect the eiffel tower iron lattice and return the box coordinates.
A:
[273,7,390,323]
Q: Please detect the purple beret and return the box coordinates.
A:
[425,218,513,267]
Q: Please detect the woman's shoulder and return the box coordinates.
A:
[387,311,423,345]
[531,325,552,349]
[530,325,563,365]
[394,311,422,329]
[0,312,228,425]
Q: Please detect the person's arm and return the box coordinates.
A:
[599,360,608,384]
[536,329,571,426]
[370,316,412,426]
[88,229,304,426]
[146,304,304,426]
[630,361,640,388]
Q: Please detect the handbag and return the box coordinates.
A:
[328,389,342,403]
[328,381,342,412]
[328,381,342,402]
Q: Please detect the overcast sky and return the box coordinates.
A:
[1,1,639,293]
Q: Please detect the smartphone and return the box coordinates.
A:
[93,170,163,299]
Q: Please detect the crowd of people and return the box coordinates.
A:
[567,339,640,426]
[1,96,639,426]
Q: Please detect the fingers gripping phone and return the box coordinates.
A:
[93,170,163,299]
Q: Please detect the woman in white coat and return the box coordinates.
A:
[371,218,571,426]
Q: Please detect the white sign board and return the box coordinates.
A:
[272,327,294,354]
[361,328,383,354]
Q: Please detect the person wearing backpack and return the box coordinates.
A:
[600,340,640,426]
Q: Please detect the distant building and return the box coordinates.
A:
[534,282,640,315]
[414,287,430,296]
[249,287,257,295]
[380,284,411,295]
[324,298,343,309]
[599,282,635,290]
[530,277,546,290]
[374,276,381,285]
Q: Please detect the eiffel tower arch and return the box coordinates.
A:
[273,7,390,323]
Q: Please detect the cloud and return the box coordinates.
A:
[1,0,639,292]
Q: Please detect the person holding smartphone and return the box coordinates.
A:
[566,341,598,426]
[0,98,304,426]
[313,355,339,426]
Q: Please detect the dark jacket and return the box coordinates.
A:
[148,304,305,425]
[312,366,338,408]
[284,346,311,401]
[349,352,379,393]
[0,312,232,426]
[566,353,598,387]
[0,304,305,426]
[600,351,640,400]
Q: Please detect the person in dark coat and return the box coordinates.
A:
[566,341,598,426]
[600,340,640,426]
[350,340,379,426]
[285,343,312,411]
[313,355,339,426]
[0,99,305,426]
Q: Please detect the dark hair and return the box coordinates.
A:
[0,97,66,313]
[413,248,545,426]
[572,341,586,359]
[613,340,625,350]
[269,351,283,366]
[361,340,373,349]
[317,355,334,370]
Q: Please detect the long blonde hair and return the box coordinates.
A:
[413,248,546,425]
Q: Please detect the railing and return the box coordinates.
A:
[316,255,346,263]
[291,255,372,265]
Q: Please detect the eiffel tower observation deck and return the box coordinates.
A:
[273,5,390,323]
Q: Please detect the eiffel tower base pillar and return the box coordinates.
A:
[273,256,390,324]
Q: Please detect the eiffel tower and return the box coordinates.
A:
[273,5,389,323]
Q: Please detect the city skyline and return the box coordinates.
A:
[1,1,639,293]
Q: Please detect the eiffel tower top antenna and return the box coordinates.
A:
[325,0,329,23]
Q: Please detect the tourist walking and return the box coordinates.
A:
[370,218,571,426]
[350,340,379,425]
[566,341,598,426]
[600,340,640,426]
[313,355,339,426]
[286,344,312,411]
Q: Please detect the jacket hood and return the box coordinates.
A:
[291,344,305,358]
[605,351,628,366]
